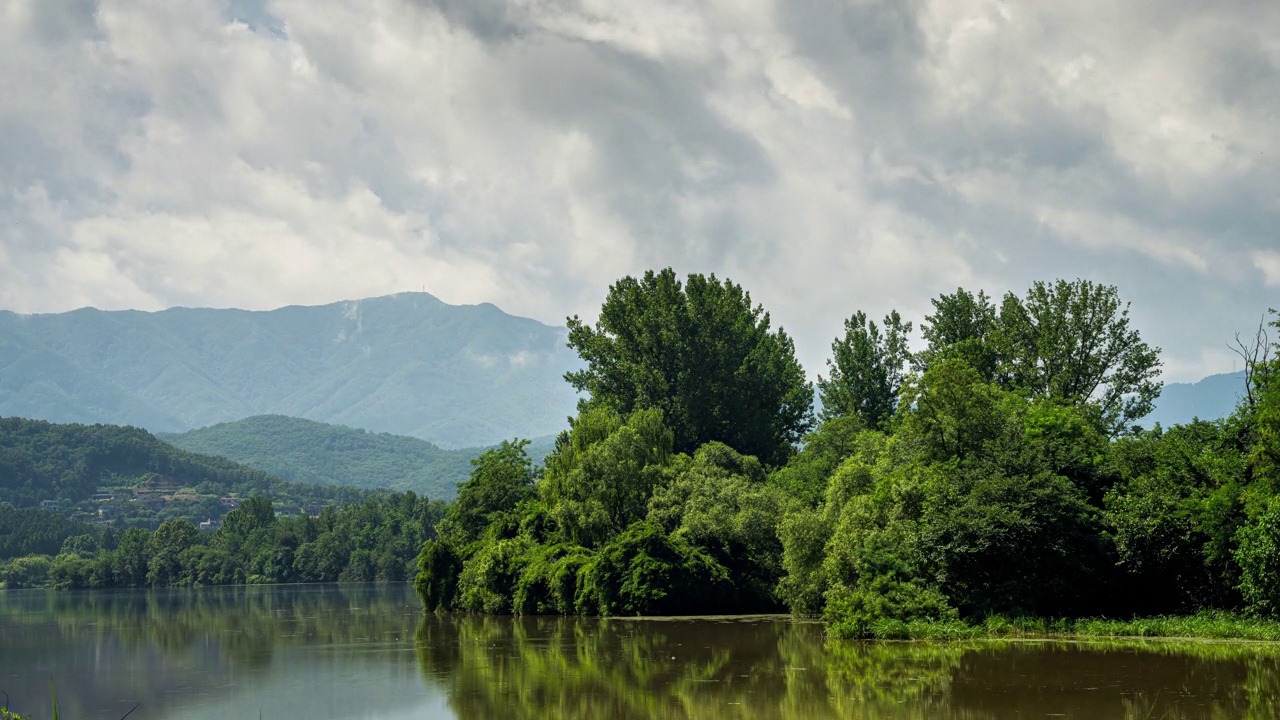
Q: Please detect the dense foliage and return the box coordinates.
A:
[0,506,97,559]
[159,414,481,499]
[0,492,445,589]
[0,417,365,529]
[565,269,812,466]
[419,273,1280,635]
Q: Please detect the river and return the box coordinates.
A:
[1,584,1277,719]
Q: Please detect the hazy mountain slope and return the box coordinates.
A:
[159,415,474,499]
[0,293,581,448]
[1146,372,1247,428]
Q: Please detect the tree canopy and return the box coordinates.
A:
[817,310,912,429]
[915,280,1162,434]
[417,276,1280,638]
[565,268,813,466]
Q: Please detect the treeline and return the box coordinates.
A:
[416,269,1280,635]
[1,492,445,589]
[0,505,96,558]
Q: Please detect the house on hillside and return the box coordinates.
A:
[92,489,116,502]
[40,499,60,510]
[198,518,221,532]
[274,507,301,518]
[0,501,13,509]
[220,497,239,509]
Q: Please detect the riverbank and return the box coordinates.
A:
[840,612,1280,641]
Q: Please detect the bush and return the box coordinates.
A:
[577,521,730,616]
[1237,499,1280,616]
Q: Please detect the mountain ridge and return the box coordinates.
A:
[0,293,581,448]
[1147,371,1247,428]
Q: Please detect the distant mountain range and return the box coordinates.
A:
[0,293,581,448]
[158,415,557,500]
[1146,371,1247,428]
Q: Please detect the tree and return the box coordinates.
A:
[438,440,537,547]
[818,310,912,429]
[565,268,812,466]
[917,288,1002,382]
[998,279,1161,433]
[1247,311,1280,490]
[541,407,674,547]
[918,280,1161,435]
[147,519,200,586]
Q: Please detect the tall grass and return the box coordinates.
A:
[845,611,1280,641]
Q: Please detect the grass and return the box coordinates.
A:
[844,611,1280,641]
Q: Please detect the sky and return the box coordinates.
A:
[1,0,1277,382]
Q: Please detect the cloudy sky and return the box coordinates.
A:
[2,0,1277,381]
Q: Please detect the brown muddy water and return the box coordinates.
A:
[1,583,1277,719]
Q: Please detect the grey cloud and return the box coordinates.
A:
[412,0,527,42]
[27,0,101,44]
[1,0,1277,382]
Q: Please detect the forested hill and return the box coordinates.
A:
[159,415,475,499]
[0,417,362,518]
[0,293,581,448]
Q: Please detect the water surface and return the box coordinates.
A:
[1,584,1277,719]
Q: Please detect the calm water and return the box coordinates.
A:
[1,585,1279,719]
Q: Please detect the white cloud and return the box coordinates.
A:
[1255,251,1280,288]
[0,0,1276,382]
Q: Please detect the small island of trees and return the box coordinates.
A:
[416,268,1280,638]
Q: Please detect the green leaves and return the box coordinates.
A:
[1237,498,1280,616]
[566,268,812,466]
[1001,280,1162,434]
[916,280,1163,435]
[818,310,913,429]
[439,440,538,547]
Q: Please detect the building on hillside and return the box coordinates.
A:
[198,518,221,532]
[220,497,239,509]
[40,499,60,510]
[98,506,120,519]
[0,501,13,509]
[274,507,301,518]
[92,489,116,502]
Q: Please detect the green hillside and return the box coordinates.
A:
[0,417,363,528]
[0,293,580,448]
[160,415,473,499]
[161,416,559,501]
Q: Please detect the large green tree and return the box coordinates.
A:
[818,310,912,429]
[918,280,1161,434]
[917,288,1002,382]
[565,269,812,466]
[1000,279,1161,432]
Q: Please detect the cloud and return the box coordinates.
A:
[1256,251,1280,288]
[0,0,1277,382]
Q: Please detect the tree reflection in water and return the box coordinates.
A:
[416,614,1280,720]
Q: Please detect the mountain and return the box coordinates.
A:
[1146,372,1247,428]
[0,293,581,448]
[159,415,474,499]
